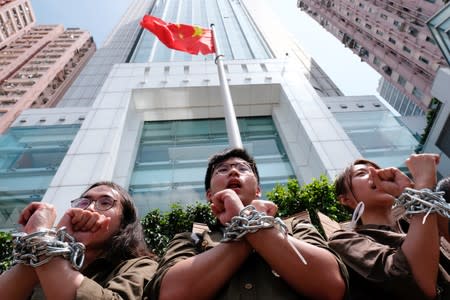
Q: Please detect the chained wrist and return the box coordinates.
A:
[221,205,288,242]
[395,188,450,223]
[12,227,85,270]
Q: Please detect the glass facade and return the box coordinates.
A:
[130,0,272,63]
[0,125,79,230]
[129,117,294,215]
[334,111,418,169]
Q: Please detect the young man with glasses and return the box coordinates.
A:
[148,148,348,300]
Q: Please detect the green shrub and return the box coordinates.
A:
[267,176,350,228]
[141,202,215,257]
[0,231,13,274]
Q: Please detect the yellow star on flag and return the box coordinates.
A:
[192,26,204,37]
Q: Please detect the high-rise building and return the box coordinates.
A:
[0,25,95,132]
[297,0,448,115]
[423,3,450,177]
[0,0,418,228]
[0,0,34,48]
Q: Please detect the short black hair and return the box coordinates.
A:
[204,148,260,191]
[436,176,450,203]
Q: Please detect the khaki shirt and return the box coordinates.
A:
[329,224,450,300]
[31,256,157,300]
[148,218,348,300]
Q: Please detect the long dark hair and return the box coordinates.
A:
[82,181,155,264]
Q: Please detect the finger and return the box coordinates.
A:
[82,214,99,232]
[211,193,225,212]
[18,202,41,225]
[98,216,111,231]
[90,214,106,232]
[368,167,380,190]
[72,211,93,231]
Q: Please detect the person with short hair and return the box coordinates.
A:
[436,176,450,242]
[0,181,157,300]
[148,148,348,300]
[329,154,450,300]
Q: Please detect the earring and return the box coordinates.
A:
[350,202,365,229]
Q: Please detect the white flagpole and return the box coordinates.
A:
[210,24,243,149]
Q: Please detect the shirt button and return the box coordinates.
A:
[244,283,253,290]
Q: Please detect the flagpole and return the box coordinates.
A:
[210,24,243,149]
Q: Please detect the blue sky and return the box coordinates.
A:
[31,0,380,97]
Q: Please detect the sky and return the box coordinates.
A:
[30,0,381,97]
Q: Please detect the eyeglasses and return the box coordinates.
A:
[70,196,116,211]
[213,161,254,176]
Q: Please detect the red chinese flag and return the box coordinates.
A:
[140,15,215,55]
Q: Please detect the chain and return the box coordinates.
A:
[394,188,450,223]
[221,205,307,265]
[12,227,85,270]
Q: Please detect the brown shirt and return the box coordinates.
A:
[329,224,450,300]
[31,256,157,300]
[147,218,349,300]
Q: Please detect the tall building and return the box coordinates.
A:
[297,0,448,115]
[0,0,34,48]
[323,95,418,168]
[57,0,154,107]
[423,3,450,177]
[0,25,95,132]
[0,0,418,228]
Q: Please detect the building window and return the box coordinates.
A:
[376,29,383,36]
[402,46,411,53]
[412,87,424,99]
[397,75,406,86]
[408,26,419,37]
[436,116,450,157]
[380,13,388,20]
[382,65,392,76]
[388,37,396,44]
[418,56,429,64]
[130,117,295,214]
[0,125,79,230]
[425,36,436,45]
[365,23,372,30]
[373,56,381,66]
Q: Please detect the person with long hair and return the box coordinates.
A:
[329,154,450,300]
[0,181,157,299]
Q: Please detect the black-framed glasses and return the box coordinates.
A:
[70,196,116,211]
[213,161,254,176]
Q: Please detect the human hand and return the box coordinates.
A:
[369,167,413,198]
[210,189,245,225]
[250,200,278,217]
[18,202,56,234]
[405,153,439,189]
[57,208,110,246]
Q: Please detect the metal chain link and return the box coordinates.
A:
[12,227,85,270]
[221,205,307,265]
[394,188,450,223]
[221,205,287,242]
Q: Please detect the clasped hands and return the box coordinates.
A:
[18,202,112,247]
[209,189,277,226]
[368,153,439,198]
